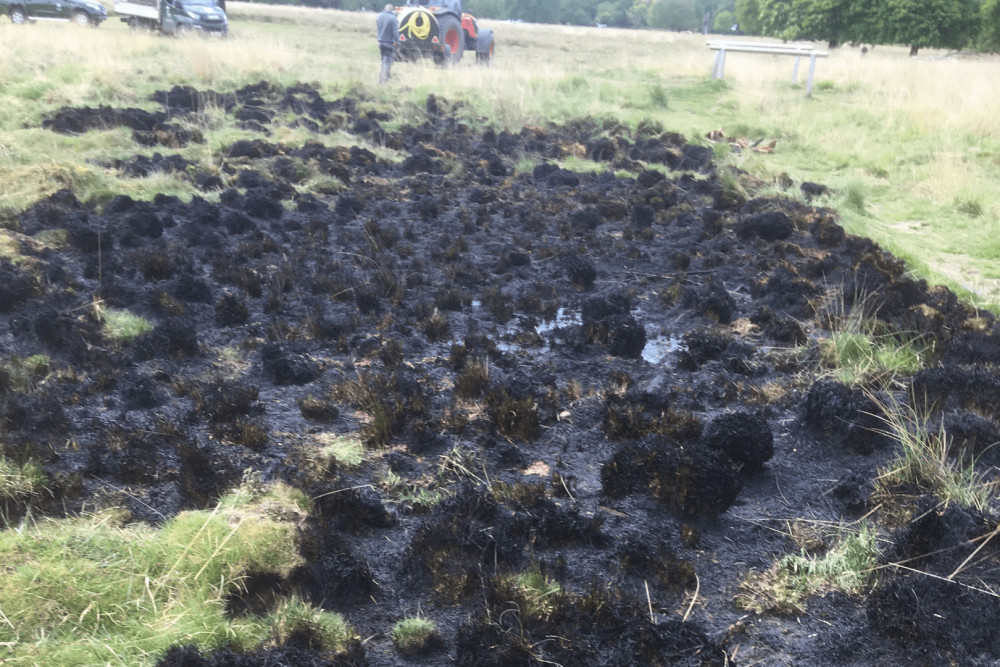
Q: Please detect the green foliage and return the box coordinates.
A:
[879,0,974,51]
[757,0,794,37]
[979,0,1000,51]
[648,0,701,29]
[713,9,736,30]
[102,308,154,343]
[596,0,628,25]
[500,567,563,621]
[735,0,763,33]
[789,0,863,44]
[391,616,438,654]
[317,434,365,468]
[3,354,51,393]
[874,394,998,510]
[819,295,929,385]
[738,522,880,613]
[751,0,980,49]
[267,596,352,651]
[0,456,46,503]
[0,483,317,665]
[463,0,735,25]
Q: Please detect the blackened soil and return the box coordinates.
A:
[4,83,1000,665]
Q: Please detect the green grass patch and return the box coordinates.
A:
[316,434,365,468]
[380,471,446,511]
[819,294,930,385]
[2,354,51,393]
[391,616,438,655]
[266,595,352,651]
[0,456,46,503]
[497,567,564,622]
[873,394,998,511]
[737,521,880,614]
[102,308,154,343]
[0,481,344,666]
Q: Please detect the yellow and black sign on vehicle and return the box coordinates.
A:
[398,7,439,45]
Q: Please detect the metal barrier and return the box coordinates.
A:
[708,40,829,95]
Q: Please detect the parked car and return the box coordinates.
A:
[115,0,227,35]
[2,0,108,25]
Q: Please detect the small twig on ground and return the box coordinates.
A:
[645,580,655,624]
[882,562,1000,597]
[682,573,700,622]
[948,523,1000,581]
[558,474,575,502]
[773,476,790,506]
[90,476,165,520]
[312,483,376,500]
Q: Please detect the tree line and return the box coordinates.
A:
[270,0,1000,53]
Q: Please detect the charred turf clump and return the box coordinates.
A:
[868,501,1000,662]
[460,575,726,665]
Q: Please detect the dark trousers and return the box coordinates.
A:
[379,45,395,83]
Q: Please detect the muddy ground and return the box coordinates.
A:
[4,81,1000,665]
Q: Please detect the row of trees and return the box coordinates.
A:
[315,0,1000,52]
[737,0,998,54]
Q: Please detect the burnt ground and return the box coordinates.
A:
[4,81,1000,665]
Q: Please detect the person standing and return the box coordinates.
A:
[376,4,399,84]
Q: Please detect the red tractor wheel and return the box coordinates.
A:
[437,14,464,64]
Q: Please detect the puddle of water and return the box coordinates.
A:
[487,306,683,364]
[642,334,683,364]
[536,307,582,335]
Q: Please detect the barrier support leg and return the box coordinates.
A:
[791,55,800,84]
[806,53,817,95]
[715,49,726,80]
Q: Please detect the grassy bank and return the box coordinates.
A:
[0,482,355,665]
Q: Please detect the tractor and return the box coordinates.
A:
[395,0,494,65]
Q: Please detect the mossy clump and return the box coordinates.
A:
[392,616,441,656]
[102,309,154,343]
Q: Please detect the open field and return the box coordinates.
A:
[3,5,1000,305]
[3,6,1000,666]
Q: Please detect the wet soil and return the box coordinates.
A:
[5,82,1000,665]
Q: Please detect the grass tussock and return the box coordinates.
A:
[0,480,353,666]
[102,308,155,342]
[2,354,51,393]
[818,291,930,385]
[315,433,365,468]
[873,394,998,512]
[0,456,46,503]
[391,616,438,655]
[736,521,880,614]
[496,567,564,623]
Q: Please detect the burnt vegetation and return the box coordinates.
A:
[1,83,998,665]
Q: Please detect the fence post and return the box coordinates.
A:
[715,48,727,79]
